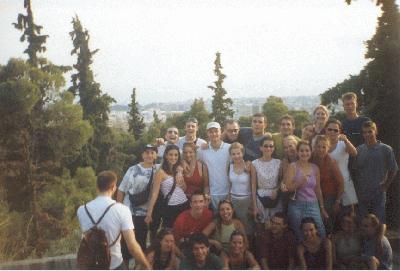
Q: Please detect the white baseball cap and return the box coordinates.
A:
[206,122,221,130]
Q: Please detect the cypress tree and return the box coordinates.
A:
[69,16,116,172]
[208,52,234,124]
[128,88,145,140]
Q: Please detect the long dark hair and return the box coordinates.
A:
[150,228,174,269]
[362,214,385,258]
[216,200,237,235]
[161,144,181,178]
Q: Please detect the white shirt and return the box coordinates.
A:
[329,141,351,182]
[77,196,134,269]
[198,141,230,196]
[177,136,207,150]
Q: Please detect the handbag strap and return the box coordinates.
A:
[164,176,177,205]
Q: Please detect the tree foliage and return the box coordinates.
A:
[208,52,234,124]
[68,16,116,172]
[128,88,145,140]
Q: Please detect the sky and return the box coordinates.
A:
[0,0,384,104]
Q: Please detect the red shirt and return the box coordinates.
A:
[173,209,213,242]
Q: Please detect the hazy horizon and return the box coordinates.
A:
[0,0,385,104]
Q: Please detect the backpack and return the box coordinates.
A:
[77,203,120,269]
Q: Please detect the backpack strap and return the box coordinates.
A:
[84,202,116,226]
[164,177,177,205]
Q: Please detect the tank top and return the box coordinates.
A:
[228,251,251,270]
[184,162,203,197]
[160,176,188,206]
[304,240,326,270]
[229,164,251,197]
[294,163,317,202]
[213,222,236,251]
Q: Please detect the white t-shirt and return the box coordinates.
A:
[119,164,160,216]
[198,141,230,196]
[77,196,134,269]
[177,136,207,150]
[329,141,358,206]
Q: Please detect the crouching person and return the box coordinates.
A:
[179,233,223,270]
[77,170,150,270]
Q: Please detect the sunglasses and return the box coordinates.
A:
[263,144,274,148]
[327,128,339,133]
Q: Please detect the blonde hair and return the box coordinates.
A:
[314,135,330,147]
[229,142,244,154]
[313,105,330,118]
[341,92,357,101]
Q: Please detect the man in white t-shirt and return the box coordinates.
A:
[77,171,150,270]
[198,122,230,211]
[178,117,207,150]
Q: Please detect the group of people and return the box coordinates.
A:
[77,92,398,269]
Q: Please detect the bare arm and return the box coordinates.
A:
[283,163,297,191]
[144,170,163,224]
[339,134,357,157]
[297,244,307,270]
[246,251,261,270]
[324,238,333,269]
[123,229,151,269]
[116,190,125,203]
[202,163,210,196]
[145,251,155,269]
[314,168,329,220]
[202,220,216,237]
[332,159,344,213]
[250,164,258,219]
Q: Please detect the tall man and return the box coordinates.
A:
[198,122,230,210]
[341,92,370,147]
[355,121,398,223]
[77,171,150,269]
[272,114,301,159]
[178,117,207,149]
[238,113,270,161]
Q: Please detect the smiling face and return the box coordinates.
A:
[297,143,311,162]
[270,216,286,235]
[185,121,198,137]
[302,124,315,141]
[362,126,377,145]
[326,122,340,141]
[283,137,297,157]
[340,215,356,234]
[142,149,157,164]
[260,139,275,158]
[280,119,295,136]
[207,127,221,143]
[225,122,240,142]
[165,128,179,143]
[160,233,175,253]
[361,217,378,237]
[302,222,318,241]
[193,243,209,264]
[183,145,196,162]
[343,98,357,116]
[314,140,329,158]
[230,147,243,163]
[219,202,233,222]
[166,149,180,166]
[314,108,328,126]
[190,194,205,214]
[230,234,245,255]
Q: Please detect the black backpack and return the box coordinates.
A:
[77,203,120,269]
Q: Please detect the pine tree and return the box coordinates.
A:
[128,88,145,140]
[12,0,48,67]
[208,52,234,124]
[69,16,116,172]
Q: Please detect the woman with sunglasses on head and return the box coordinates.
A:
[202,200,246,254]
[227,142,257,241]
[297,217,333,270]
[311,135,344,235]
[252,136,283,227]
[182,142,210,201]
[282,140,327,242]
[361,214,393,270]
[145,228,180,269]
[325,119,358,214]
[145,145,190,228]
[221,230,260,270]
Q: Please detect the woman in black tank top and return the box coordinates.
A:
[298,217,333,270]
[222,230,260,270]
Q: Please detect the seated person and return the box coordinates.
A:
[361,214,393,270]
[333,212,367,269]
[221,230,260,270]
[173,191,213,254]
[259,212,295,269]
[297,217,333,270]
[179,233,223,270]
[202,200,246,253]
[146,228,180,269]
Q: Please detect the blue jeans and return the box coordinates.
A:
[288,200,326,242]
[358,192,386,223]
